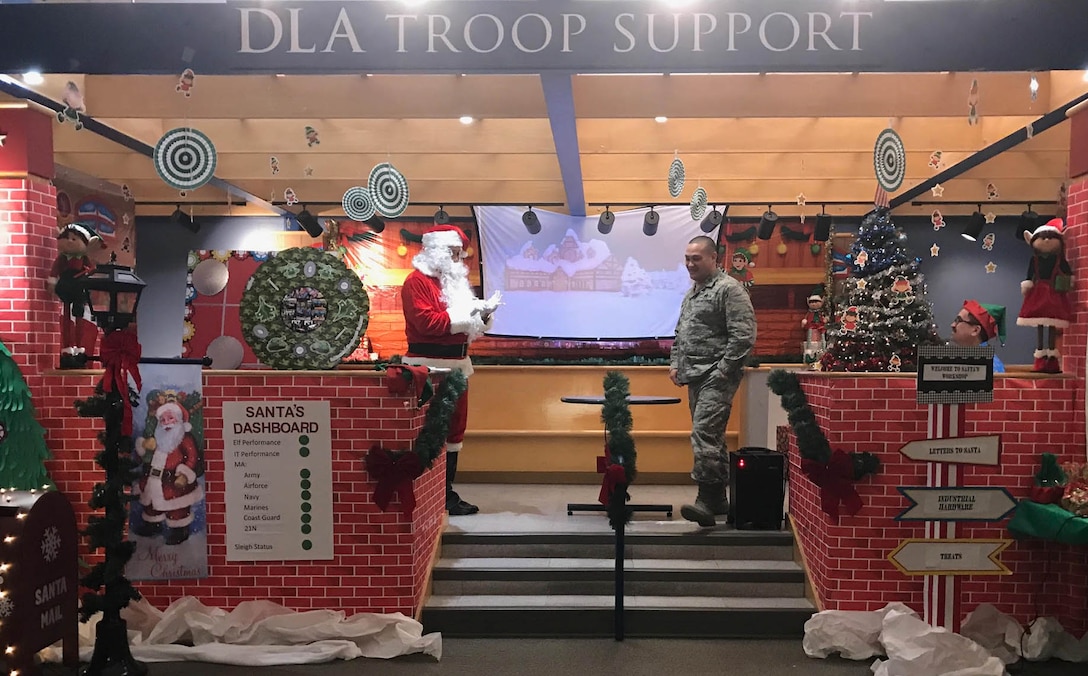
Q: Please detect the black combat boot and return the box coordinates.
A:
[681,482,727,527]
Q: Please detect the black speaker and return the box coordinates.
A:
[728,447,785,530]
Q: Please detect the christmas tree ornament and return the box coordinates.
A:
[873,128,906,193]
[985,212,997,224]
[342,186,376,222]
[747,243,760,256]
[176,67,196,96]
[284,187,299,205]
[986,182,999,200]
[270,156,280,175]
[931,210,945,230]
[368,162,410,218]
[397,244,408,257]
[305,125,321,146]
[776,243,788,256]
[931,184,945,198]
[796,193,807,206]
[928,151,943,170]
[153,128,217,192]
[982,233,996,251]
[304,166,314,177]
[667,155,686,198]
[810,243,822,256]
[930,243,940,257]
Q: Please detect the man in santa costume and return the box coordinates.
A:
[133,401,204,545]
[402,224,500,516]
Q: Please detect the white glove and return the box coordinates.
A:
[448,308,475,336]
[478,290,502,315]
[1021,280,1034,296]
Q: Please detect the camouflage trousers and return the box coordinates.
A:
[687,367,743,485]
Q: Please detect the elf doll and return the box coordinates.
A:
[47,223,100,368]
[1017,217,1073,373]
[801,286,829,341]
[727,248,755,291]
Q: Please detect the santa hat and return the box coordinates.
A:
[1025,217,1065,243]
[155,401,192,432]
[58,222,100,243]
[963,299,1007,345]
[421,224,469,250]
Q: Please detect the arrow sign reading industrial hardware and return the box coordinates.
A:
[898,435,1001,466]
[888,539,1012,576]
[894,487,1018,522]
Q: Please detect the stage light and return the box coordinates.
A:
[598,207,615,234]
[1019,208,1039,241]
[643,206,660,236]
[365,215,386,233]
[434,206,450,224]
[296,207,324,238]
[757,207,778,240]
[962,210,985,242]
[814,213,833,242]
[522,206,541,235]
[700,205,725,233]
[171,205,199,233]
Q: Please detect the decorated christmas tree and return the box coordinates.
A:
[821,208,941,372]
[0,339,54,490]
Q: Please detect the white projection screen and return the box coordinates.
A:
[475,205,712,339]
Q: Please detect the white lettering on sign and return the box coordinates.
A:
[34,576,68,606]
[923,364,986,382]
[41,605,63,629]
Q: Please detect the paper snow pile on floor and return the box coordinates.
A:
[803,603,1087,675]
[40,596,441,665]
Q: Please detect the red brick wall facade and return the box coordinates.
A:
[792,374,1086,632]
[38,371,443,616]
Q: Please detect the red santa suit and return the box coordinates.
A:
[135,402,204,542]
[401,225,499,515]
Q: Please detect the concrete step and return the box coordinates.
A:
[440,530,796,561]
[431,557,805,597]
[421,595,816,638]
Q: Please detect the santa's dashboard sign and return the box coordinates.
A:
[916,345,994,405]
[223,401,333,561]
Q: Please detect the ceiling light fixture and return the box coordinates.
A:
[598,207,615,235]
[22,71,44,85]
[171,205,199,233]
[434,206,450,225]
[757,206,779,240]
[654,116,668,123]
[814,211,833,242]
[962,209,985,242]
[700,205,725,233]
[522,206,541,235]
[296,206,324,238]
[1019,206,1039,241]
[459,115,474,125]
[643,206,660,236]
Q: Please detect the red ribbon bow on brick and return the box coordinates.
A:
[384,364,433,407]
[99,330,142,436]
[801,449,863,520]
[365,444,424,516]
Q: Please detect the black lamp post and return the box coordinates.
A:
[77,256,147,676]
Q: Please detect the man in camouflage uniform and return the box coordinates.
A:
[669,236,757,527]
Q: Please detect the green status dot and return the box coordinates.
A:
[301,524,312,534]
[302,513,312,523]
[301,502,311,513]
[299,435,310,445]
[302,540,313,550]
[299,447,310,457]
[301,479,312,490]
[300,469,311,479]
[301,490,311,500]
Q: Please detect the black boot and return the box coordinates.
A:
[164,526,190,546]
[132,520,162,538]
[446,452,478,516]
[681,482,727,527]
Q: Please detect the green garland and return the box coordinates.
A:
[767,369,879,479]
[602,371,636,528]
[415,369,468,468]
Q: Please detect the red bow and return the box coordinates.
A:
[99,330,142,436]
[365,445,424,516]
[597,456,629,506]
[801,449,863,520]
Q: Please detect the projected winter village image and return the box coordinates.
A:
[493,228,690,339]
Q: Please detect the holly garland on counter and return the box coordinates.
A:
[768,369,880,520]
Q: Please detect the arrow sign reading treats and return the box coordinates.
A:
[895,487,1018,522]
[888,539,1012,576]
[899,435,1001,466]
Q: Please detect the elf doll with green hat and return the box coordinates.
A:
[950,300,1006,373]
[727,248,754,291]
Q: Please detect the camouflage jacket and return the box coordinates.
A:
[669,269,757,383]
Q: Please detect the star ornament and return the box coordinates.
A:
[984,212,997,224]
[930,243,940,257]
[857,279,868,290]
[931,184,945,197]
[796,193,807,207]
[985,261,997,274]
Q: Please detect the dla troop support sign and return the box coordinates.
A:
[223,402,333,561]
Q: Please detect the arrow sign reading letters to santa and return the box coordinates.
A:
[894,487,1018,522]
[888,539,1012,576]
[899,435,1001,466]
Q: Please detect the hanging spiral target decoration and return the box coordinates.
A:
[873,128,907,192]
[368,162,410,218]
[342,186,376,221]
[153,127,218,192]
[690,187,708,221]
[668,158,686,198]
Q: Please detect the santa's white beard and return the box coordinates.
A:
[413,247,478,312]
[154,423,186,458]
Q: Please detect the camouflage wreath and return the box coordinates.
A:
[240,247,369,369]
